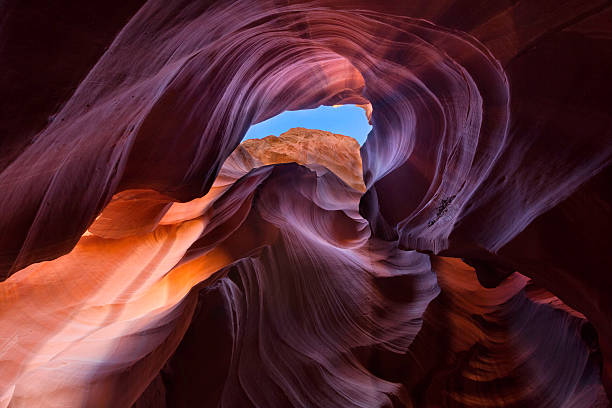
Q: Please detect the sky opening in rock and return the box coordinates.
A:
[243,104,372,145]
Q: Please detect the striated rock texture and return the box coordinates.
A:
[0,0,611,407]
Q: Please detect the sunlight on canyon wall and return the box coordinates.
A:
[0,0,611,407]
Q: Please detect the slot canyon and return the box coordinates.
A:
[0,0,611,407]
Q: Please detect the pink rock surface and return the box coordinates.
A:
[0,0,610,406]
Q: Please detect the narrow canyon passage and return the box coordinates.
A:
[0,0,611,407]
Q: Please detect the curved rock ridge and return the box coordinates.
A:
[398,258,606,407]
[0,156,438,407]
[0,0,611,406]
[87,126,364,240]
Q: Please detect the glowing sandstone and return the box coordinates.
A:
[0,0,611,406]
[241,127,366,192]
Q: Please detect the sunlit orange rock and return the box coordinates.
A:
[0,0,610,406]
[241,127,366,192]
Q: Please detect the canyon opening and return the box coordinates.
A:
[0,1,611,407]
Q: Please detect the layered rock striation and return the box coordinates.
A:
[0,0,611,406]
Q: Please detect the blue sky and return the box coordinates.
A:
[243,104,372,145]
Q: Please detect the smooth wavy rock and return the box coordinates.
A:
[0,156,438,407]
[398,258,607,407]
[0,0,611,406]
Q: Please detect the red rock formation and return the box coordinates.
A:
[0,0,610,406]
[240,127,366,191]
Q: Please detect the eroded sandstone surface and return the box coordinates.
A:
[0,0,611,407]
[240,127,366,191]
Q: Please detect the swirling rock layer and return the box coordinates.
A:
[0,0,611,407]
